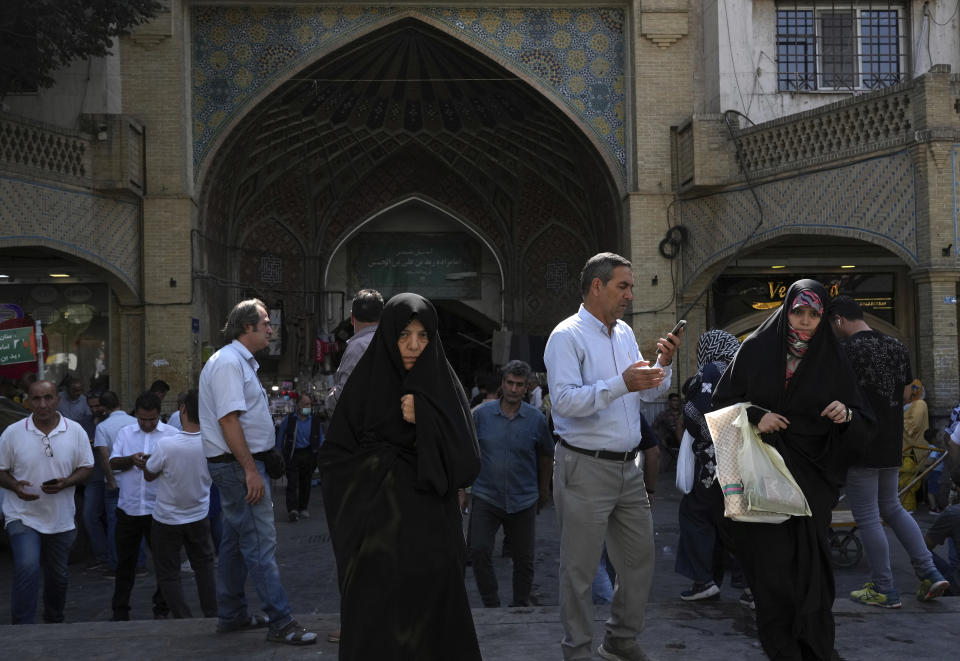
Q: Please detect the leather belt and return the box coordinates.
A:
[207,450,273,464]
[559,437,639,462]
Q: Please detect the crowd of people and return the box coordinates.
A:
[1,253,959,661]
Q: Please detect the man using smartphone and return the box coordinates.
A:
[0,380,94,624]
[109,391,175,621]
[545,252,683,661]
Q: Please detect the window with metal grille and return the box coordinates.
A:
[776,2,906,92]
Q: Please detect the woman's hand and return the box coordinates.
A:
[401,394,416,424]
[821,400,850,424]
[758,412,790,433]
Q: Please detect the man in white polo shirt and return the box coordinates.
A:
[199,298,316,645]
[0,380,93,624]
[144,388,216,618]
[109,391,174,621]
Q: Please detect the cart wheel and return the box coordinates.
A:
[829,530,863,568]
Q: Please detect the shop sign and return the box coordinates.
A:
[714,273,896,327]
[0,327,36,366]
[348,233,482,299]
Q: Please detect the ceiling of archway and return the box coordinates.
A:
[210,19,617,236]
[191,5,626,180]
[203,18,621,255]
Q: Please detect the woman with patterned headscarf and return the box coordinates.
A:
[675,329,742,603]
[713,280,875,661]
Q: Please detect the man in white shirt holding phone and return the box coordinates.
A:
[545,252,682,661]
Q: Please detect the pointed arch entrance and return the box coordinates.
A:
[196,18,622,377]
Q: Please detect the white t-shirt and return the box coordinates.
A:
[0,414,94,534]
[199,340,275,457]
[111,421,175,516]
[145,430,212,525]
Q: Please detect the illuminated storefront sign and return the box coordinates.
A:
[714,273,895,327]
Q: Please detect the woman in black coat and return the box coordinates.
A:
[713,279,874,660]
[318,293,481,661]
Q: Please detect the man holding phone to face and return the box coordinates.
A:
[544,252,682,661]
[0,380,94,624]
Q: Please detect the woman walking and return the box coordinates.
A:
[318,293,481,661]
[713,280,874,660]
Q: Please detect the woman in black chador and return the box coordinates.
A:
[713,279,874,660]
[318,293,481,661]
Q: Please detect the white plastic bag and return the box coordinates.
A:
[706,403,809,523]
[675,430,695,494]
[737,413,811,518]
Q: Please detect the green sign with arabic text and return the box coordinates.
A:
[0,327,35,366]
[348,233,482,299]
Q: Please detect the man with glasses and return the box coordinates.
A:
[199,298,317,645]
[0,380,94,624]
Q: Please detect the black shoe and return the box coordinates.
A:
[288,510,299,522]
[680,581,720,601]
[266,619,318,646]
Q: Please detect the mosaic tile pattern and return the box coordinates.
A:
[679,151,918,286]
[191,5,626,177]
[522,224,589,334]
[0,176,141,296]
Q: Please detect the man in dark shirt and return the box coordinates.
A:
[830,295,948,607]
[468,360,553,608]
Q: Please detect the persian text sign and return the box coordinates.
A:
[348,233,481,299]
[0,327,35,366]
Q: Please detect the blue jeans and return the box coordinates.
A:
[591,547,615,605]
[207,459,292,632]
[209,483,223,554]
[82,479,109,565]
[846,466,937,592]
[6,520,77,624]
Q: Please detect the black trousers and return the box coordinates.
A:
[113,508,168,619]
[467,497,536,607]
[151,518,218,618]
[285,447,317,513]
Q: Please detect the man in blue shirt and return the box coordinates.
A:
[469,360,553,608]
[275,393,323,522]
[544,252,680,661]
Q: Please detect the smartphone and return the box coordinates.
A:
[658,319,687,353]
[42,478,58,486]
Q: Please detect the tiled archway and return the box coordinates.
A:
[197,17,621,337]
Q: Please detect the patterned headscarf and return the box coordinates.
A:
[785,289,822,382]
[697,329,741,369]
[791,289,823,315]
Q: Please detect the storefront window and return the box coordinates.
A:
[0,283,109,391]
[713,273,895,328]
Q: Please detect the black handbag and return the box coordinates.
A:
[257,448,286,479]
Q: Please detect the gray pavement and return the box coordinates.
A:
[1,475,957,659]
